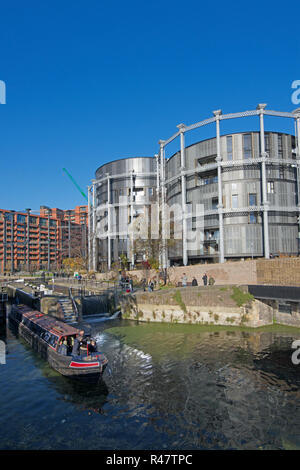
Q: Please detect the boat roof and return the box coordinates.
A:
[18,305,79,337]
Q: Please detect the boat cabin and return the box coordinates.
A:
[17,306,82,355]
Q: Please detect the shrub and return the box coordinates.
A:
[231,287,254,307]
[173,290,187,313]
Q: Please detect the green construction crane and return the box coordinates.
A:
[62,167,88,201]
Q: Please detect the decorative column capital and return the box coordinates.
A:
[292,108,300,119]
[177,123,186,132]
[213,109,222,118]
[257,103,267,112]
[216,156,222,163]
[159,139,165,147]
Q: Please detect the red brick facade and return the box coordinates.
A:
[0,205,88,272]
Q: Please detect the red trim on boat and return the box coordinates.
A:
[69,361,100,368]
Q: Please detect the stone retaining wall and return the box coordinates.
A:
[120,286,274,328]
[256,258,300,286]
[95,257,300,288]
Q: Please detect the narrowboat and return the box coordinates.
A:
[9,304,108,380]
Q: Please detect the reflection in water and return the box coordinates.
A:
[1,318,300,449]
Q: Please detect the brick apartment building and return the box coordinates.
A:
[40,205,88,226]
[0,205,88,273]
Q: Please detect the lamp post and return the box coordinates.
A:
[25,208,31,272]
[10,210,15,274]
[67,211,71,259]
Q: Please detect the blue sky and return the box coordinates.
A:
[0,0,299,212]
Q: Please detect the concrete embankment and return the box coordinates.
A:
[119,285,300,328]
[6,282,118,321]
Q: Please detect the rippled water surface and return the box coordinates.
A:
[1,317,300,450]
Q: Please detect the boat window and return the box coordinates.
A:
[43,332,51,343]
[48,335,58,348]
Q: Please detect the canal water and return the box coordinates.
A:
[1,317,300,450]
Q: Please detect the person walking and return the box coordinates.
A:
[181,273,188,287]
[148,280,154,292]
[202,273,208,286]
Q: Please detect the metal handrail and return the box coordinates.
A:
[68,287,79,319]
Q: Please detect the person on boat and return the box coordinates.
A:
[72,330,85,356]
[89,339,97,353]
[58,337,68,355]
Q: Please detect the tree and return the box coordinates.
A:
[62,257,86,273]
[130,211,176,283]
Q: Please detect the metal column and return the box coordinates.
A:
[214,110,225,263]
[154,154,160,242]
[107,175,112,271]
[92,183,97,271]
[258,103,270,259]
[159,140,168,269]
[177,124,188,266]
[294,110,300,251]
[130,170,135,268]
[87,185,91,271]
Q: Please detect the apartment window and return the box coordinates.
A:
[17,214,26,224]
[232,194,238,208]
[243,134,252,159]
[279,165,284,179]
[212,197,218,210]
[249,213,257,224]
[278,134,283,159]
[267,181,275,193]
[249,193,257,206]
[265,134,270,155]
[227,136,233,160]
[203,175,218,185]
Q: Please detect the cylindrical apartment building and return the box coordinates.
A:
[166,131,298,263]
[91,157,157,270]
[90,106,300,271]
